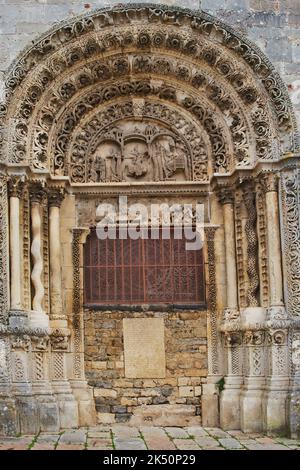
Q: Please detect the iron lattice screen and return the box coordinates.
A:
[84,227,205,307]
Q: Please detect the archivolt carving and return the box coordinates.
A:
[0,5,296,178]
[48,79,232,179]
[281,169,300,317]
[28,50,255,172]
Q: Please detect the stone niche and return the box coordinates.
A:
[84,310,207,426]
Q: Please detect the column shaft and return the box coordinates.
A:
[223,203,238,310]
[49,205,63,320]
[31,202,44,312]
[265,190,283,306]
[9,196,21,309]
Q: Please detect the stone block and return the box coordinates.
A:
[97,413,115,424]
[123,318,166,379]
[94,388,117,398]
[179,386,194,397]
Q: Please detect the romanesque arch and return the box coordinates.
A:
[0,4,299,437]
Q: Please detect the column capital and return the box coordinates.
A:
[48,188,65,208]
[217,187,235,205]
[260,173,279,193]
[8,176,24,198]
[29,182,46,203]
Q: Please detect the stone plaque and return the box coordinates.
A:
[123,318,166,379]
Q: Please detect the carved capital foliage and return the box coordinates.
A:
[261,173,279,193]
[244,330,264,346]
[224,331,242,347]
[29,182,46,204]
[50,328,70,351]
[48,188,65,208]
[217,188,235,205]
[11,334,31,352]
[8,176,24,198]
[31,335,49,352]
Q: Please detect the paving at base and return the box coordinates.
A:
[0,426,300,450]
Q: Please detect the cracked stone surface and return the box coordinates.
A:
[0,426,299,450]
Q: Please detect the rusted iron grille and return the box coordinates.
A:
[84,227,205,306]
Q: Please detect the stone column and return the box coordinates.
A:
[69,228,96,427]
[47,189,78,428]
[8,178,23,311]
[48,189,66,328]
[28,184,49,329]
[263,174,290,435]
[218,189,243,430]
[240,183,266,433]
[201,226,221,427]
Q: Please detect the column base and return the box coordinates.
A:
[263,377,289,436]
[220,379,243,430]
[15,395,40,435]
[288,379,300,439]
[70,380,97,427]
[0,397,18,436]
[52,380,79,428]
[35,393,60,432]
[201,379,220,427]
[28,311,50,329]
[240,383,264,433]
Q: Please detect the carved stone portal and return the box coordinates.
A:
[74,120,192,183]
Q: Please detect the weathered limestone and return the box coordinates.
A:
[218,189,242,430]
[8,178,23,311]
[28,185,49,329]
[240,307,266,433]
[48,188,65,327]
[0,4,299,436]
[263,174,290,435]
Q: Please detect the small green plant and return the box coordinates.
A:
[216,377,225,393]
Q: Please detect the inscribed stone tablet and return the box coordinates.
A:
[123,318,166,378]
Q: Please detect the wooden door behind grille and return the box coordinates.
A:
[84,227,205,307]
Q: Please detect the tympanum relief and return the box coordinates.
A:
[78,121,191,183]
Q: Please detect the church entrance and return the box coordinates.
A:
[0,5,299,436]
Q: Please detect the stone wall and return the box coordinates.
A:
[84,309,207,425]
[0,0,300,128]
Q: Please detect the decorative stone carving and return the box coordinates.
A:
[86,121,190,183]
[0,5,296,180]
[11,335,31,352]
[0,175,9,323]
[281,170,300,317]
[205,226,219,376]
[292,333,300,372]
[8,177,24,199]
[29,183,45,314]
[50,329,70,352]
[243,184,259,307]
